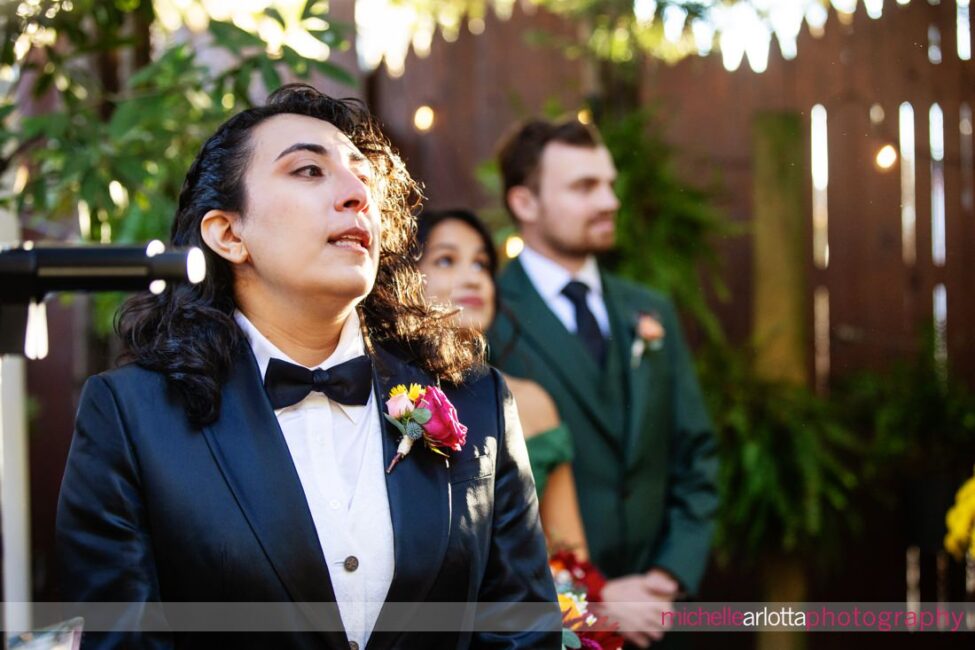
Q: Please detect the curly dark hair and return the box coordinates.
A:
[117,84,484,426]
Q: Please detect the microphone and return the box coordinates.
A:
[0,240,206,357]
[0,240,206,302]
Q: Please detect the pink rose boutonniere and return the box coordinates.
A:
[630,311,666,368]
[384,383,468,473]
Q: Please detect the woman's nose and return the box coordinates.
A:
[334,167,370,213]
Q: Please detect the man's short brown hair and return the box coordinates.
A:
[496,118,603,220]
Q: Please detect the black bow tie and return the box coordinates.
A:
[263,356,373,410]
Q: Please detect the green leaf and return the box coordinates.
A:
[264,6,286,27]
[383,413,406,436]
[412,408,432,425]
[259,59,282,93]
[311,59,356,86]
[234,61,256,101]
[561,629,581,649]
[127,43,192,87]
[0,31,15,66]
[108,99,148,140]
[21,113,69,140]
[208,20,267,51]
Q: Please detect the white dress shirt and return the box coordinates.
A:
[516,245,611,336]
[235,310,394,648]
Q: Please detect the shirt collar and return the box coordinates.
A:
[517,244,604,300]
[235,309,368,422]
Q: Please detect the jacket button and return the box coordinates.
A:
[349,642,359,650]
[344,556,359,572]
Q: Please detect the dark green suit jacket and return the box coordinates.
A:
[488,257,718,595]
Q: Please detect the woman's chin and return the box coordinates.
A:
[456,311,489,333]
[303,275,374,305]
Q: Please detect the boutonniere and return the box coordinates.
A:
[384,383,468,473]
[630,311,666,368]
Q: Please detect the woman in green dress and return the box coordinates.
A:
[417,209,589,558]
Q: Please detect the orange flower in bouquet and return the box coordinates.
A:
[550,549,624,650]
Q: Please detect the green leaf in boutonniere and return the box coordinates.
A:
[383,413,407,436]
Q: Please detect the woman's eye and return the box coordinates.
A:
[294,165,323,178]
[473,259,489,272]
[433,256,454,268]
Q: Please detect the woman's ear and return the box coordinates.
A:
[200,210,248,264]
[506,186,539,224]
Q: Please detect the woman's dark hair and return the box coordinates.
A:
[117,84,484,426]
[416,208,499,277]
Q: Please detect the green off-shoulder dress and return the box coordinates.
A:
[525,421,574,498]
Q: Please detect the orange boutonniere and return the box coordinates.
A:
[630,311,666,368]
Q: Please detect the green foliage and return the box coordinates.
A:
[839,333,975,483]
[0,0,351,332]
[701,345,862,567]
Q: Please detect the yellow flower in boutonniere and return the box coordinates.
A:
[407,383,425,401]
[630,311,666,368]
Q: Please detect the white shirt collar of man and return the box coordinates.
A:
[517,244,604,300]
[234,309,368,424]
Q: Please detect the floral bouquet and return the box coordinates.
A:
[549,550,623,650]
[945,465,975,562]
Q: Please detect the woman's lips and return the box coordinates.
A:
[330,240,368,254]
[454,296,485,309]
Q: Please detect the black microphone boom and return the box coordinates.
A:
[0,244,206,302]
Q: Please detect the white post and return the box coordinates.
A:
[0,208,32,637]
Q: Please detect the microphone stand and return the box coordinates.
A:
[0,238,205,646]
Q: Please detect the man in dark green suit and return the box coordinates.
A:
[488,119,718,647]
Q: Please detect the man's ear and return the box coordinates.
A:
[506,186,539,224]
[200,210,248,264]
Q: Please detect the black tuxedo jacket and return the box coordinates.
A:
[56,341,559,649]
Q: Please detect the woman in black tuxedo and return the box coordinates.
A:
[56,84,558,649]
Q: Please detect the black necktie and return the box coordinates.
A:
[263,355,373,410]
[561,280,606,366]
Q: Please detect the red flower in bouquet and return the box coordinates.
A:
[550,550,624,650]
[550,550,607,602]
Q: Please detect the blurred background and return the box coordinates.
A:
[1,1,974,648]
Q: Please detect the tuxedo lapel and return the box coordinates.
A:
[201,345,348,648]
[498,259,620,448]
[601,279,631,443]
[367,344,451,650]
[603,277,666,465]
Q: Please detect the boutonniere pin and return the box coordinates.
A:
[384,383,468,473]
[630,311,666,368]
